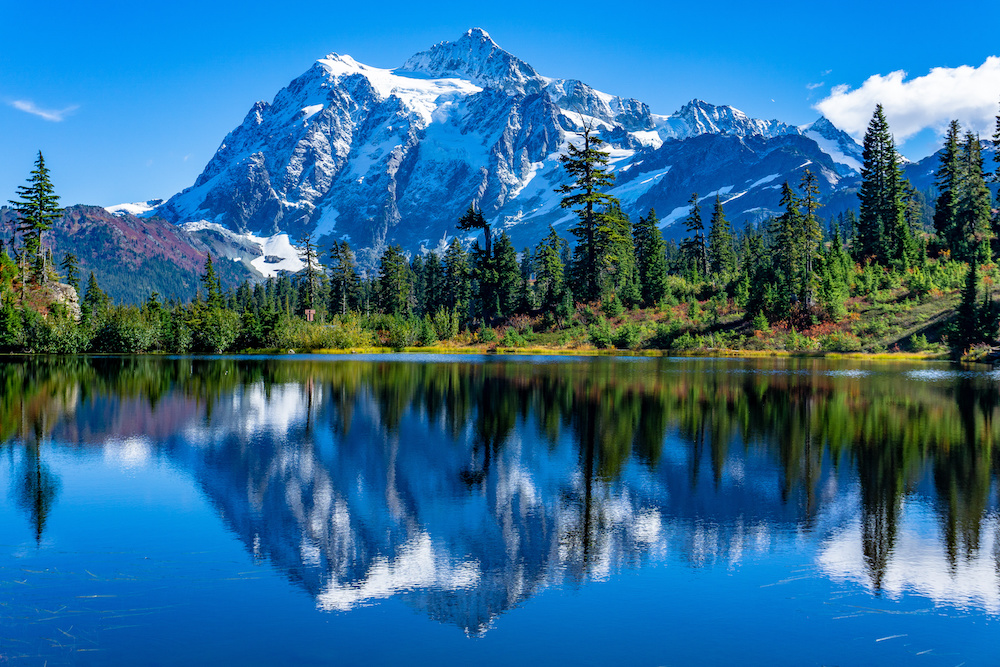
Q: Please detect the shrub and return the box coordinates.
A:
[479,327,498,343]
[614,322,644,349]
[588,318,614,349]
[819,331,863,352]
[500,327,527,347]
[909,333,930,352]
[647,322,678,349]
[602,295,625,318]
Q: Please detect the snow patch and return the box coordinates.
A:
[105,200,161,217]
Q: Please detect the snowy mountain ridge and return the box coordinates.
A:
[151,28,865,269]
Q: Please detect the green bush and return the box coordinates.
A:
[588,318,614,349]
[647,322,678,349]
[431,307,459,340]
[909,333,930,352]
[500,327,527,347]
[820,331,863,352]
[671,332,699,351]
[479,327,498,343]
[614,322,643,349]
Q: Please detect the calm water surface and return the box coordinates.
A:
[1,354,999,665]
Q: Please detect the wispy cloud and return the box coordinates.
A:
[814,57,1000,145]
[9,99,79,122]
[806,82,825,90]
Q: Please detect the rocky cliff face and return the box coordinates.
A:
[155,28,867,260]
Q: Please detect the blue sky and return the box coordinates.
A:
[2,0,997,207]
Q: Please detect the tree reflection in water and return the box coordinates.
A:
[2,355,999,630]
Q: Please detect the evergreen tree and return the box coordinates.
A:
[934,120,963,255]
[557,125,617,302]
[81,272,109,321]
[633,209,669,306]
[956,131,993,261]
[422,251,446,315]
[443,238,471,318]
[957,255,981,351]
[770,183,802,314]
[200,254,223,309]
[534,226,568,313]
[296,233,322,312]
[456,205,491,261]
[816,228,851,320]
[59,252,79,292]
[994,99,1000,180]
[327,241,360,316]
[798,169,823,305]
[680,193,708,277]
[595,203,639,305]
[492,233,522,318]
[707,196,736,279]
[856,105,909,265]
[376,245,412,315]
[8,152,62,282]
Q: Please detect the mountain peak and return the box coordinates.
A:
[398,29,540,94]
[463,27,494,43]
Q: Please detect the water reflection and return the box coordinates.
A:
[1,355,999,632]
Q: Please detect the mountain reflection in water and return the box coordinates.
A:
[2,355,999,634]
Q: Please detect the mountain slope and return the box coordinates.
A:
[1,205,256,303]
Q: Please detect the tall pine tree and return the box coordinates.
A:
[8,151,62,283]
[934,120,963,255]
[633,209,669,306]
[557,125,617,302]
[707,196,736,279]
[680,193,708,277]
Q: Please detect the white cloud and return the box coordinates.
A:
[9,99,79,122]
[814,57,1000,145]
[806,82,825,91]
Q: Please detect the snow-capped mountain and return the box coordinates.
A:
[156,28,865,265]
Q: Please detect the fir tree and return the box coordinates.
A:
[456,205,491,261]
[557,125,617,302]
[296,233,322,312]
[707,196,736,279]
[957,255,981,351]
[934,120,963,255]
[327,241,360,316]
[798,169,823,305]
[492,233,522,318]
[422,251,446,315]
[8,152,62,283]
[534,226,568,313]
[856,105,909,265]
[59,252,79,292]
[633,209,669,306]
[443,238,471,319]
[595,203,639,305]
[81,272,109,321]
[200,254,223,309]
[376,245,412,315]
[956,131,993,262]
[993,98,1000,180]
[816,228,851,320]
[680,193,708,277]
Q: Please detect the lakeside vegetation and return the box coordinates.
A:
[2,104,999,359]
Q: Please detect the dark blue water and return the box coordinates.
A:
[1,355,997,665]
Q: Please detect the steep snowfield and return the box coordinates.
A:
[181,221,304,278]
[156,28,866,265]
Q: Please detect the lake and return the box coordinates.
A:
[1,354,998,665]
